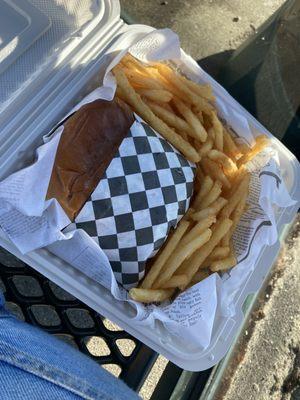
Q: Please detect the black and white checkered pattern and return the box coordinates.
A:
[66,119,195,287]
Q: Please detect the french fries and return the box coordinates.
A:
[153,229,212,288]
[178,218,233,288]
[113,66,200,163]
[161,275,189,289]
[220,173,250,218]
[210,254,237,272]
[192,175,214,208]
[201,157,231,189]
[155,63,213,113]
[139,89,173,103]
[191,269,211,283]
[180,215,216,246]
[141,221,190,289]
[210,111,223,151]
[191,197,228,221]
[236,136,270,167]
[223,128,241,159]
[207,246,230,261]
[199,180,222,209]
[207,149,238,176]
[198,138,213,157]
[173,98,207,142]
[146,100,191,133]
[129,288,174,303]
[113,54,270,303]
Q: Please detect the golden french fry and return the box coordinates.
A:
[115,87,128,103]
[191,269,210,284]
[255,134,269,142]
[210,111,223,151]
[146,66,185,98]
[181,131,189,141]
[178,218,233,287]
[201,158,231,189]
[129,288,174,303]
[195,109,204,124]
[139,89,173,102]
[225,165,248,198]
[161,274,188,289]
[122,54,148,73]
[207,150,238,176]
[118,56,270,299]
[113,67,200,162]
[199,180,222,209]
[161,102,174,113]
[190,207,215,221]
[193,175,214,208]
[181,215,216,246]
[207,246,230,261]
[236,136,270,167]
[198,138,213,157]
[196,166,205,182]
[173,98,207,142]
[123,67,162,89]
[153,229,212,288]
[156,64,214,113]
[207,126,215,142]
[182,208,195,221]
[191,197,228,221]
[210,197,228,214]
[235,141,251,155]
[223,129,240,159]
[181,77,215,102]
[146,100,191,133]
[220,173,250,218]
[141,221,190,289]
[210,254,237,272]
[123,62,149,79]
[222,189,248,246]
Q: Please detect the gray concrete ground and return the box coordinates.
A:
[121,0,284,76]
[215,216,300,400]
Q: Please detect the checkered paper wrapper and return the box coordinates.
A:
[65,118,195,287]
[0,29,297,350]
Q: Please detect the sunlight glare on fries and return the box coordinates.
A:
[236,135,270,167]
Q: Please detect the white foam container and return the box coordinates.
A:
[0,0,299,371]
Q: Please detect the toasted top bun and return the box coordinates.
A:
[46,98,134,220]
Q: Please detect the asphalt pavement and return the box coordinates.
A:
[120,0,284,77]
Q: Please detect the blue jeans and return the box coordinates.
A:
[0,292,139,399]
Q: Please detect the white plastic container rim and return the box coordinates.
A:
[0,1,299,370]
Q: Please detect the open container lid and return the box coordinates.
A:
[0,0,124,178]
[0,0,51,75]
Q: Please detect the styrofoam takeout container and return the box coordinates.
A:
[0,0,299,371]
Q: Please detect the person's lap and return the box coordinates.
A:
[0,292,139,399]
